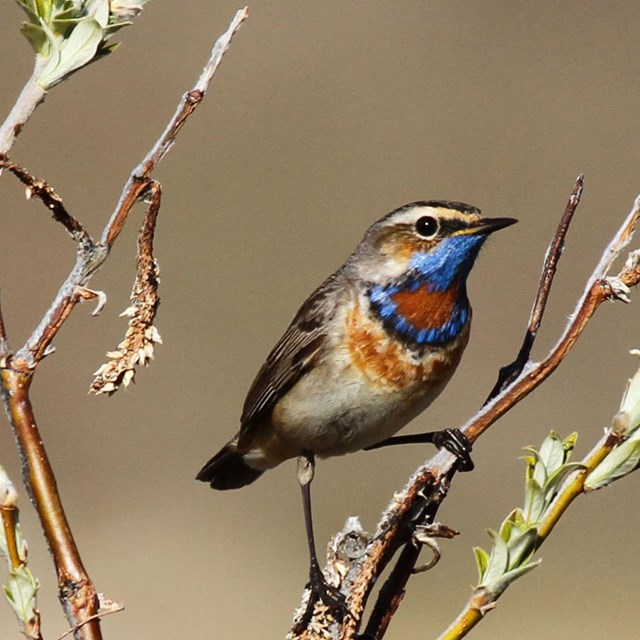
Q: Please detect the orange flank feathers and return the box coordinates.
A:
[346,302,425,389]
[345,299,468,392]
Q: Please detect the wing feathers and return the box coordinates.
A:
[238,275,344,446]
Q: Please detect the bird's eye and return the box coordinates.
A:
[415,216,439,238]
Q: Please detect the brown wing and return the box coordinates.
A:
[237,274,343,449]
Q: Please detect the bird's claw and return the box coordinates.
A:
[431,428,474,471]
[293,563,348,633]
[313,579,347,615]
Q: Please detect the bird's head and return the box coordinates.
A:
[352,201,517,287]
[350,201,517,345]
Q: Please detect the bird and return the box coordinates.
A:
[197,200,516,615]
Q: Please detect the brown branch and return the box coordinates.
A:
[0,156,92,245]
[486,174,584,402]
[0,369,98,639]
[100,7,248,249]
[0,9,248,639]
[91,182,162,394]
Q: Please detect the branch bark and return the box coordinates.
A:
[0,368,99,639]
[0,60,47,154]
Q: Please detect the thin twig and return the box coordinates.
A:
[486,174,584,402]
[101,7,249,248]
[0,477,21,576]
[0,156,92,245]
[464,194,640,446]
[0,292,9,359]
[56,602,125,640]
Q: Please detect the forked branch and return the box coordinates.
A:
[486,174,584,401]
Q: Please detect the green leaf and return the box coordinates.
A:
[488,559,541,599]
[35,0,54,21]
[19,22,49,54]
[523,475,545,523]
[14,0,41,23]
[539,432,564,471]
[38,18,103,88]
[474,546,489,582]
[481,530,509,586]
[84,0,110,27]
[617,350,640,434]
[585,436,640,489]
[3,566,39,623]
[505,527,536,568]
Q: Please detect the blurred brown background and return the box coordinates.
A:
[1,2,639,638]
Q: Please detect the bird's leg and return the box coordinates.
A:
[364,428,474,471]
[295,450,346,628]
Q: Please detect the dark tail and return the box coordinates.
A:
[196,443,264,490]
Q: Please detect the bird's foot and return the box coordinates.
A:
[431,428,474,471]
[364,428,474,471]
[293,561,347,633]
[310,570,347,615]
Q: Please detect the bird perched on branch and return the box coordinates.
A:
[197,200,516,613]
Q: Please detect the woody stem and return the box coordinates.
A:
[0,367,101,639]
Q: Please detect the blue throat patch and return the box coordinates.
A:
[368,282,469,345]
[368,234,485,346]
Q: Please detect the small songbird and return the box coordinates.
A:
[197,200,516,610]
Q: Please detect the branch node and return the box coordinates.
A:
[76,287,108,316]
[606,277,632,303]
[55,594,125,640]
[42,344,56,359]
[469,586,497,616]
[186,89,203,104]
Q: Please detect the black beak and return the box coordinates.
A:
[464,216,518,236]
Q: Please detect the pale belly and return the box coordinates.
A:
[245,299,470,468]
